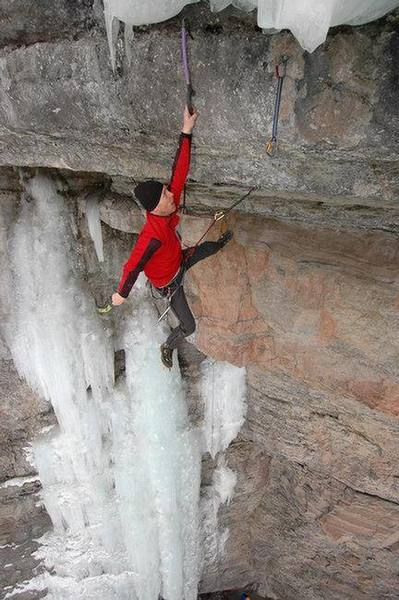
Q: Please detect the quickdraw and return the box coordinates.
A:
[266,58,288,156]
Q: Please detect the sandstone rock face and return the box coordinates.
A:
[184,213,399,417]
[179,208,399,599]
[0,2,399,600]
[178,190,399,597]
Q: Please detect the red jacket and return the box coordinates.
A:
[118,132,191,296]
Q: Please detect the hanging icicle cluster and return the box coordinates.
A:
[103,0,399,62]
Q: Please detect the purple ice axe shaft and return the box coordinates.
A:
[181,19,195,115]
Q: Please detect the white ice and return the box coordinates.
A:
[5,174,202,600]
[0,475,40,489]
[255,0,399,52]
[200,457,236,571]
[85,192,104,263]
[103,0,199,70]
[213,457,237,506]
[199,360,245,570]
[201,359,247,459]
[103,0,399,55]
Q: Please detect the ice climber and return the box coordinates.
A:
[112,106,233,368]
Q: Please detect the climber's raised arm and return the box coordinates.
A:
[168,106,198,208]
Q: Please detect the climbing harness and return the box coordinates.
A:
[266,58,288,156]
[150,266,187,323]
[181,18,195,115]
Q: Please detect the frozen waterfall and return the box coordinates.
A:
[5,174,202,600]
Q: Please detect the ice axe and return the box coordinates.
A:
[181,18,195,114]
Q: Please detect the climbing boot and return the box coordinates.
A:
[160,343,173,369]
[217,230,233,248]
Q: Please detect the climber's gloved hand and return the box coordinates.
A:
[112,292,126,306]
[182,105,198,134]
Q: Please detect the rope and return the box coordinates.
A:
[266,58,288,157]
[185,186,255,256]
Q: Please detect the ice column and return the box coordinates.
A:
[200,359,246,570]
[201,359,247,459]
[85,191,104,262]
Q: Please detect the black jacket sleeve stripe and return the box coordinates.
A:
[119,238,162,298]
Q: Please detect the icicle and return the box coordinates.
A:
[201,359,247,459]
[103,0,200,70]
[200,358,243,571]
[124,24,134,67]
[103,0,120,72]
[243,0,399,52]
[85,191,105,263]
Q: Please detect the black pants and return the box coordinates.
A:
[156,241,222,350]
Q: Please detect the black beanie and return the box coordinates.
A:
[134,180,163,212]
